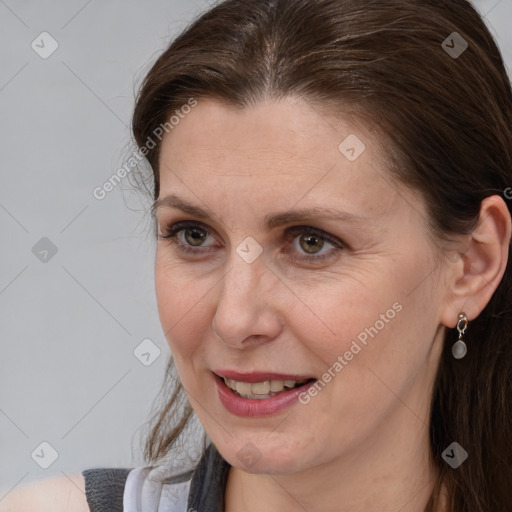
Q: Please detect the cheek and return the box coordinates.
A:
[155,256,212,359]
[300,257,432,383]
[313,265,441,421]
[300,274,400,350]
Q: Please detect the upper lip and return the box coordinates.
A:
[213,370,316,383]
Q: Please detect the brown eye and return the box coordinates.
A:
[183,227,208,246]
[285,226,343,263]
[299,234,325,254]
[158,221,217,255]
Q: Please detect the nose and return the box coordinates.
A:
[211,252,283,349]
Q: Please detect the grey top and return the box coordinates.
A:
[82,467,132,512]
[82,443,231,511]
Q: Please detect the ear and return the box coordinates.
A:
[440,195,511,328]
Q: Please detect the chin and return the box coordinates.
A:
[219,435,317,475]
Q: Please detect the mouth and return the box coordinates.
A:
[213,371,317,400]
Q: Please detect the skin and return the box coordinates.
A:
[153,96,510,512]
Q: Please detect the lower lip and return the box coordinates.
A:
[214,374,317,417]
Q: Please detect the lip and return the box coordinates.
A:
[213,372,317,417]
[213,369,315,383]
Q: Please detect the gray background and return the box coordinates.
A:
[0,0,510,497]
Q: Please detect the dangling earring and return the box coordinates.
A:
[452,312,468,359]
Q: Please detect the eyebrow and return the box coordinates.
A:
[152,194,369,229]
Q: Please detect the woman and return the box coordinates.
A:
[5,0,511,511]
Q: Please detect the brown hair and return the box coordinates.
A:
[132,0,512,510]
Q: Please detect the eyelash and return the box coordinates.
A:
[158,221,344,263]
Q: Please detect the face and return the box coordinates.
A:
[154,96,450,475]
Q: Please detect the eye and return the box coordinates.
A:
[285,226,343,262]
[158,220,217,255]
[158,221,344,262]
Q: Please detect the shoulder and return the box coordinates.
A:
[0,473,89,512]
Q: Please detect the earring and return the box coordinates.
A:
[452,312,468,359]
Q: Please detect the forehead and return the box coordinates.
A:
[156,97,418,221]
[160,97,377,162]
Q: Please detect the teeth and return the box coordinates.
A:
[251,381,270,394]
[235,381,252,395]
[270,380,284,391]
[223,377,309,398]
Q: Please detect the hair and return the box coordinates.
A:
[131,0,512,510]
